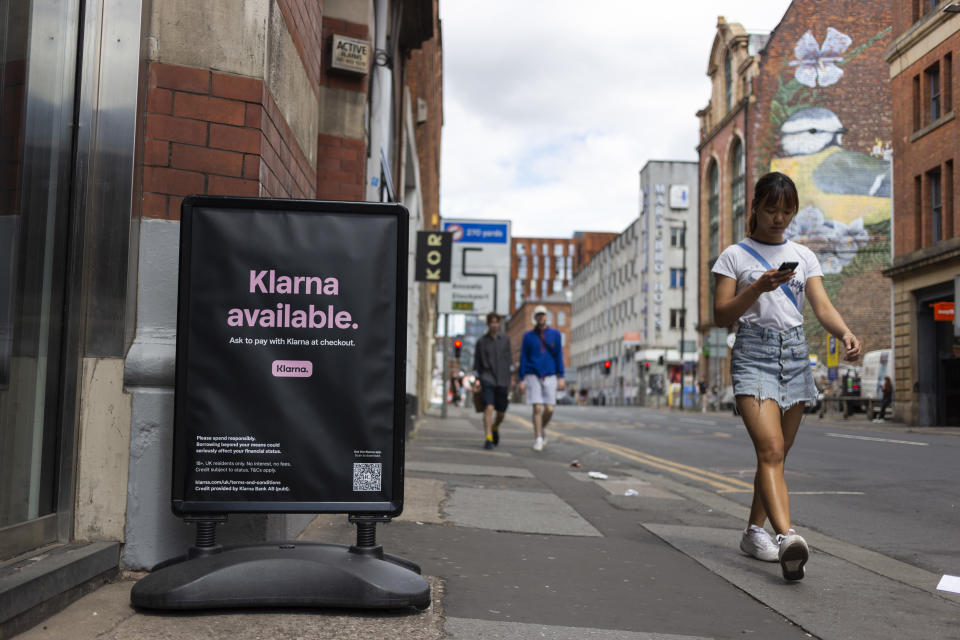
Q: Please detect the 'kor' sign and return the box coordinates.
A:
[414,231,452,282]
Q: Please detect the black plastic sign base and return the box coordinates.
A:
[130,542,430,611]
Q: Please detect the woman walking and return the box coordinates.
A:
[712,172,861,581]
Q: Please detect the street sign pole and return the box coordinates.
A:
[441,313,448,419]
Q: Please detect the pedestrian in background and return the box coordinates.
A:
[518,305,565,451]
[712,171,861,581]
[873,376,893,422]
[473,311,512,449]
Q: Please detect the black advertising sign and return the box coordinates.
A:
[172,197,408,515]
[414,231,451,282]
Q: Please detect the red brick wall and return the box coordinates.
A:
[891,33,960,256]
[405,0,442,226]
[316,16,370,201]
[277,0,324,97]
[747,0,894,358]
[140,62,316,220]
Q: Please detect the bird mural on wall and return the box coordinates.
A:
[772,107,891,228]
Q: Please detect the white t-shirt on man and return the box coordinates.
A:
[711,237,823,330]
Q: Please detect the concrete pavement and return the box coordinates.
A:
[12,405,960,639]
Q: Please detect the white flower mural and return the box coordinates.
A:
[785,206,870,274]
[789,27,852,88]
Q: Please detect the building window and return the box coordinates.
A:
[670,309,685,330]
[670,226,685,248]
[929,168,942,242]
[555,257,564,278]
[541,280,548,298]
[724,50,734,110]
[708,161,720,260]
[946,53,953,113]
[553,278,563,292]
[670,268,685,289]
[516,243,525,255]
[554,244,564,256]
[913,74,922,131]
[557,311,567,326]
[517,254,527,278]
[730,138,746,241]
[927,61,941,123]
[542,243,549,255]
[532,254,539,275]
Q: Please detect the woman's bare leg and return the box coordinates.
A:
[738,397,805,535]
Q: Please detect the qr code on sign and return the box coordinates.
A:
[352,463,382,492]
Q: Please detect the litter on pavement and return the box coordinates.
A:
[587,471,608,480]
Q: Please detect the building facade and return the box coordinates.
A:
[509,232,615,315]
[696,18,768,379]
[0,0,440,632]
[748,0,895,364]
[884,0,960,426]
[570,161,699,406]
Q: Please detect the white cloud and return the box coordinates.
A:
[439,1,794,237]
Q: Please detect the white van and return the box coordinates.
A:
[861,349,892,419]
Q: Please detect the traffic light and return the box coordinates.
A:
[603,360,612,375]
[644,361,650,370]
[658,355,665,365]
[453,339,462,359]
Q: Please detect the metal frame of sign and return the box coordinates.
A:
[172,196,408,516]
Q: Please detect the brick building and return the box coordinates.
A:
[746,0,895,364]
[0,0,441,629]
[696,17,768,380]
[510,232,615,315]
[884,0,960,426]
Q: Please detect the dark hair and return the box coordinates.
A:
[486,311,501,324]
[748,172,799,235]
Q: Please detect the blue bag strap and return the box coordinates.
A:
[736,242,799,310]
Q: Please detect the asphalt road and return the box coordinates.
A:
[527,405,960,579]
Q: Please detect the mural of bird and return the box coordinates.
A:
[771,107,891,226]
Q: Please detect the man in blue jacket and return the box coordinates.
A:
[518,305,565,451]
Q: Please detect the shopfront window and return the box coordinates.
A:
[1,0,80,556]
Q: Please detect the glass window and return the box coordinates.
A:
[517,254,527,278]
[670,268,685,289]
[670,227,685,248]
[558,311,567,326]
[708,162,720,260]
[929,168,942,242]
[554,243,563,256]
[1,0,79,549]
[724,50,734,110]
[670,309,685,330]
[731,139,746,241]
[927,62,941,123]
[516,243,525,255]
[542,243,549,255]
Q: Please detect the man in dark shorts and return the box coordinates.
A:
[473,311,512,449]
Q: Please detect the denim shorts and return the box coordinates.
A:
[730,323,817,411]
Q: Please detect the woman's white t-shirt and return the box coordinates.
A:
[711,237,823,330]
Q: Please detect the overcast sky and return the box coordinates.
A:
[438,1,794,238]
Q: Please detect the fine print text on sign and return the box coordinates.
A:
[173,198,408,515]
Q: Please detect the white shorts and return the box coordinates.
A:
[524,374,558,406]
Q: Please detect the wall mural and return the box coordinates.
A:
[756,25,892,348]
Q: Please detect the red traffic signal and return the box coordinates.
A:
[603,360,612,375]
[644,361,650,370]
[453,339,462,359]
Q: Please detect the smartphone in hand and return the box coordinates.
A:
[778,261,799,271]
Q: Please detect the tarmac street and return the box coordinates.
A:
[12,405,960,640]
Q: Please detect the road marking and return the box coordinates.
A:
[790,491,866,495]
[505,414,753,493]
[826,433,928,446]
[678,417,716,425]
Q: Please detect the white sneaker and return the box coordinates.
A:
[739,525,779,562]
[532,437,544,451]
[776,529,809,581]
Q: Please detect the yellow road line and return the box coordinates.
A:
[504,414,752,494]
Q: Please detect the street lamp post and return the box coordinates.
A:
[679,219,687,409]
